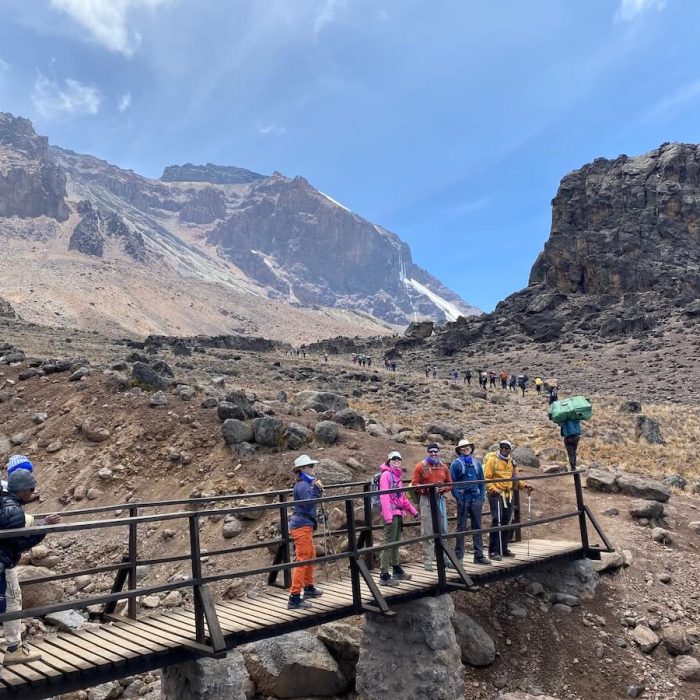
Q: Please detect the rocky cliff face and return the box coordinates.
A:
[0,113,68,221]
[437,143,700,354]
[0,111,478,335]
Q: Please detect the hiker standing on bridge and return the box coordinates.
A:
[288,455,325,610]
[1,468,61,665]
[449,440,491,566]
[484,441,532,561]
[412,444,451,571]
[378,451,418,587]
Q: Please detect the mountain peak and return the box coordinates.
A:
[160,163,266,185]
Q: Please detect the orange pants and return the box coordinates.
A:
[290,526,316,595]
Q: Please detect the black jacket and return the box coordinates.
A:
[0,491,46,569]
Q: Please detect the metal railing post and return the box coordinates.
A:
[572,471,590,555]
[345,499,362,612]
[512,488,522,543]
[189,514,206,644]
[127,505,138,619]
[362,482,374,569]
[279,493,292,589]
[428,486,447,590]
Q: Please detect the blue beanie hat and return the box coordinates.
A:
[6,455,33,475]
[7,469,37,494]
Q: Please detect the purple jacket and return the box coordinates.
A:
[379,463,418,523]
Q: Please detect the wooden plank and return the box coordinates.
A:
[0,667,31,688]
[55,632,127,665]
[140,615,198,639]
[30,639,91,672]
[0,661,48,684]
[82,626,166,656]
[113,617,200,647]
[40,635,115,667]
[216,603,287,628]
[228,598,304,623]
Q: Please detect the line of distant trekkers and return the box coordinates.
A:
[284,440,533,609]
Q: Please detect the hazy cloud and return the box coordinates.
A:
[257,123,287,136]
[32,73,101,117]
[642,79,700,121]
[313,0,346,36]
[49,0,171,57]
[118,92,132,112]
[614,0,666,23]
[0,58,9,73]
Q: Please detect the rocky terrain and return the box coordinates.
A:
[0,318,699,700]
[0,111,479,339]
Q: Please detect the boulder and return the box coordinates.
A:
[512,446,540,468]
[590,551,625,574]
[651,527,673,544]
[242,630,347,698]
[675,655,700,682]
[451,610,496,666]
[424,422,463,443]
[315,459,353,484]
[294,390,349,413]
[223,390,257,418]
[538,446,568,463]
[629,499,664,519]
[222,419,255,446]
[217,402,246,421]
[620,400,642,413]
[45,610,89,632]
[524,560,600,598]
[404,321,434,339]
[16,566,63,609]
[223,518,244,539]
[586,469,619,493]
[616,474,671,502]
[635,415,665,445]
[366,422,391,439]
[150,390,168,407]
[315,420,339,445]
[161,651,255,700]
[80,422,111,443]
[334,408,366,431]
[131,361,169,390]
[284,422,313,450]
[663,624,692,656]
[252,417,285,447]
[632,624,660,653]
[356,595,464,700]
[317,621,362,686]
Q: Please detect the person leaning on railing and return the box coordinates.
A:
[287,455,325,610]
[483,441,532,561]
[0,469,61,665]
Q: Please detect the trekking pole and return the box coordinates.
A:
[527,491,531,558]
[497,497,503,558]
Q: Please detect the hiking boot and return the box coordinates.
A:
[424,561,434,571]
[303,585,323,598]
[379,572,399,587]
[392,566,412,581]
[490,553,502,561]
[288,595,313,610]
[474,557,492,565]
[4,644,42,666]
[503,550,516,558]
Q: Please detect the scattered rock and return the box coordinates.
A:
[334,408,366,431]
[252,416,285,447]
[629,499,664,519]
[315,459,353,484]
[150,390,168,407]
[80,422,111,443]
[632,624,660,653]
[161,652,255,700]
[451,610,496,666]
[284,422,313,450]
[424,422,463,443]
[512,446,540,468]
[663,624,691,656]
[222,419,255,446]
[586,469,619,493]
[315,420,339,445]
[294,390,349,413]
[651,527,673,544]
[16,566,63,608]
[45,609,89,632]
[616,473,671,502]
[675,655,700,682]
[317,621,361,685]
[223,518,244,539]
[635,415,664,445]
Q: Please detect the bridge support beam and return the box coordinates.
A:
[355,594,465,700]
[161,651,254,700]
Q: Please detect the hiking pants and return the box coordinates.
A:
[465,377,471,385]
[488,493,513,556]
[501,380,507,389]
[520,385,526,396]
[380,516,403,573]
[455,498,484,561]
[419,494,447,564]
[536,385,541,394]
[564,435,580,469]
[3,567,21,646]
[0,564,6,617]
[290,526,316,596]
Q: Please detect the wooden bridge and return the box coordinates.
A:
[0,470,613,700]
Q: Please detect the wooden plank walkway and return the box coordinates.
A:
[0,539,582,700]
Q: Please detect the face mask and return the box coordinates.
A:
[427,456,440,465]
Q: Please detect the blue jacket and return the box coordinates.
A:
[0,491,46,569]
[289,477,322,530]
[561,419,582,438]
[449,456,485,502]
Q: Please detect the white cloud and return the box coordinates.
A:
[375,9,390,23]
[313,0,346,36]
[257,123,287,137]
[32,73,101,117]
[49,0,171,57]
[0,58,9,73]
[118,92,132,112]
[614,0,666,23]
[641,79,700,122]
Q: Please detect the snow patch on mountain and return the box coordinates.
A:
[406,277,462,322]
[319,191,351,212]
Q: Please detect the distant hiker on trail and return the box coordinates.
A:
[479,371,487,389]
[450,440,490,566]
[384,358,390,369]
[488,371,497,389]
[412,444,452,570]
[367,356,372,367]
[517,373,528,397]
[323,353,328,363]
[499,371,508,390]
[483,441,532,561]
[1,467,61,666]
[561,418,582,469]
[548,384,559,405]
[464,369,472,385]
[390,360,397,372]
[288,455,325,609]
[425,366,430,378]
[452,369,459,381]
[508,374,517,392]
[535,376,543,394]
[378,451,418,587]
[432,366,437,379]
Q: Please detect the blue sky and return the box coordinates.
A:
[1,0,699,311]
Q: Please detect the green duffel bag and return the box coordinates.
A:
[548,396,592,424]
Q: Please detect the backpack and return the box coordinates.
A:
[370,471,396,511]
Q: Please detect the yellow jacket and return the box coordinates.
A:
[483,452,527,496]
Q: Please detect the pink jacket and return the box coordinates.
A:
[379,463,418,523]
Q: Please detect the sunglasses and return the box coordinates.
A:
[389,457,402,462]
[428,450,439,455]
